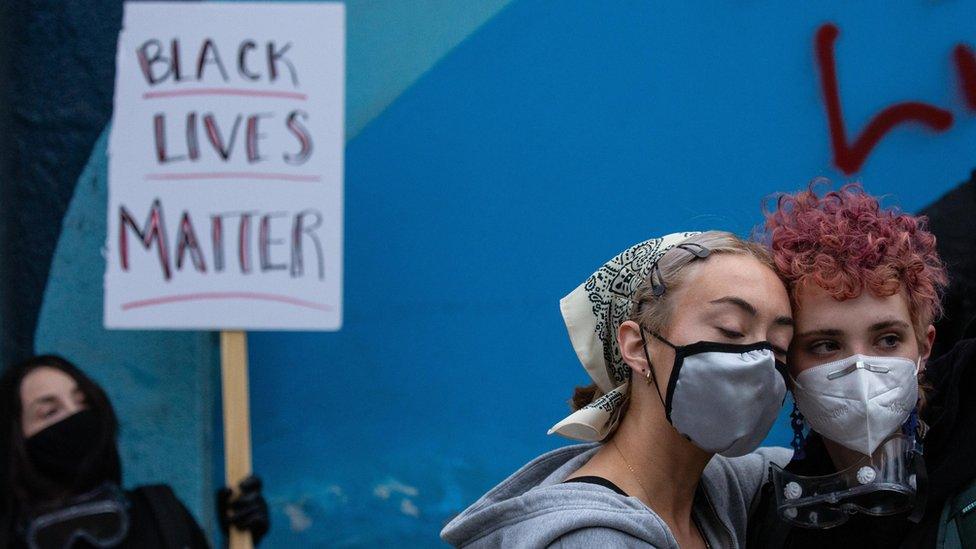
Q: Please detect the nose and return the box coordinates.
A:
[848,344,872,356]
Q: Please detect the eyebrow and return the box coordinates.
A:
[710,297,757,316]
[796,319,912,340]
[29,395,60,409]
[710,296,794,326]
[868,319,912,332]
[795,328,844,339]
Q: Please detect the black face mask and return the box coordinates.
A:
[26,410,103,485]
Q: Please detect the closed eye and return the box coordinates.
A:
[718,328,744,339]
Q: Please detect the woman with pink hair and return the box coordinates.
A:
[748,183,976,547]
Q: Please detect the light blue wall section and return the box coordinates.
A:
[346,0,513,138]
[34,129,220,537]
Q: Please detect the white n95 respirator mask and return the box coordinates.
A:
[792,354,919,456]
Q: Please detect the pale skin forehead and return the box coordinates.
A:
[20,367,79,410]
[673,254,792,322]
[792,283,914,335]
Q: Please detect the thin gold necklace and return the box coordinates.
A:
[611,438,710,548]
[611,438,651,502]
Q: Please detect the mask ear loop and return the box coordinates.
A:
[639,328,668,411]
[907,356,925,441]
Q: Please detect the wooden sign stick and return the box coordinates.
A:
[221,330,254,549]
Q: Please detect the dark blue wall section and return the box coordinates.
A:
[0,0,122,363]
[249,1,976,546]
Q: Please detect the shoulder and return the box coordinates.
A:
[924,338,976,409]
[127,484,206,545]
[704,447,791,499]
[127,484,190,523]
[128,483,186,514]
[928,338,976,378]
[700,448,792,547]
[745,479,789,548]
[443,481,664,547]
[549,526,668,548]
[441,456,675,548]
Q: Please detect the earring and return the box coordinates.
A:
[644,368,652,385]
[790,399,807,460]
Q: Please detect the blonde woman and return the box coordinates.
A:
[442,231,794,548]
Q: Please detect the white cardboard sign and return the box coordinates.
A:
[105,2,344,330]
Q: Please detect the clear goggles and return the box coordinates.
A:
[769,433,925,529]
[25,483,130,549]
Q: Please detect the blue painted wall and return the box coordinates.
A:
[25,1,514,544]
[248,2,976,547]
[13,1,976,548]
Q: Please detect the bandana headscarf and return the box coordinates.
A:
[548,232,700,441]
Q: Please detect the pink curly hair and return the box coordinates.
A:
[761,182,947,341]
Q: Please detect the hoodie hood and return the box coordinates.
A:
[441,443,790,548]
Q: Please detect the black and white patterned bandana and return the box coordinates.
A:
[548,232,700,441]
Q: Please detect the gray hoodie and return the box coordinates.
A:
[440,443,791,548]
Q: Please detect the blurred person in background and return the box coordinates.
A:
[0,355,270,549]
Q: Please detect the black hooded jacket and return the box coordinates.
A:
[748,337,976,548]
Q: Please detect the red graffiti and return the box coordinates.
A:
[954,44,976,111]
[815,23,953,175]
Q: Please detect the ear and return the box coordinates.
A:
[918,324,936,371]
[618,320,650,376]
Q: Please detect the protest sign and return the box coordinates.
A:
[106,1,344,331]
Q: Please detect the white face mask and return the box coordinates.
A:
[792,354,919,456]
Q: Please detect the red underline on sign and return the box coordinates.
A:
[145,172,321,182]
[142,88,307,100]
[121,292,333,312]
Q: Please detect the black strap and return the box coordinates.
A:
[746,478,793,548]
[639,329,669,413]
[135,484,193,549]
[908,452,929,523]
[563,476,628,497]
